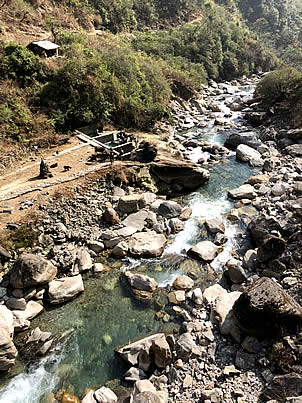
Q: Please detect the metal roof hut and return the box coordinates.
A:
[27,40,60,58]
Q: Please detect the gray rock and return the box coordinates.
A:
[234,277,302,336]
[152,338,172,369]
[205,217,225,234]
[158,201,182,218]
[235,349,256,370]
[88,240,104,254]
[124,367,147,382]
[112,241,128,258]
[262,372,302,401]
[211,289,242,342]
[243,249,257,270]
[128,231,166,258]
[192,288,203,305]
[117,194,146,214]
[71,248,92,275]
[168,218,184,234]
[226,259,247,284]
[0,327,18,372]
[48,275,84,304]
[236,144,261,163]
[13,300,43,321]
[173,275,194,291]
[224,131,261,150]
[168,290,186,304]
[124,271,157,293]
[6,297,27,311]
[10,254,57,289]
[122,210,149,231]
[175,332,196,361]
[187,241,219,262]
[0,305,14,336]
[116,226,138,237]
[94,386,118,403]
[117,333,165,366]
[228,184,256,200]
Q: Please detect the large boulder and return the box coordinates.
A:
[48,275,84,304]
[117,195,146,214]
[187,241,219,262]
[234,277,302,336]
[158,201,182,218]
[285,144,302,157]
[71,248,93,275]
[10,254,57,289]
[256,236,286,263]
[173,275,194,291]
[152,337,172,369]
[228,184,256,200]
[248,217,283,246]
[128,231,166,258]
[151,156,210,192]
[224,131,261,150]
[205,217,225,234]
[124,272,157,293]
[236,144,261,163]
[122,211,149,231]
[116,334,166,367]
[123,271,157,303]
[262,371,302,401]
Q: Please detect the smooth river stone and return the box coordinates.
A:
[128,231,167,258]
[187,241,219,262]
[48,275,84,304]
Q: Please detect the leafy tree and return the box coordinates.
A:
[0,42,45,87]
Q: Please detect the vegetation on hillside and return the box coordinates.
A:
[234,0,302,69]
[255,67,302,126]
[2,0,299,149]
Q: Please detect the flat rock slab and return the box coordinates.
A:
[128,231,167,258]
[228,184,256,200]
[48,275,84,304]
[122,211,149,231]
[151,157,210,191]
[187,241,219,262]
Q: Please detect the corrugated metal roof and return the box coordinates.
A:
[31,40,60,50]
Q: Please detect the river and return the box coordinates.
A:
[0,79,259,402]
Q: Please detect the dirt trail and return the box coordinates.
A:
[0,136,102,231]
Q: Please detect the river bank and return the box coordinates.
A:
[0,75,302,403]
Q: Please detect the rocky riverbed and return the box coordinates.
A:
[0,75,302,402]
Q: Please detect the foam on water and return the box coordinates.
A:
[0,353,63,403]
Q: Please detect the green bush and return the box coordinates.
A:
[255,67,302,107]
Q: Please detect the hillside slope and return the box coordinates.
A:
[0,0,280,164]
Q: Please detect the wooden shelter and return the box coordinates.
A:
[27,40,60,58]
